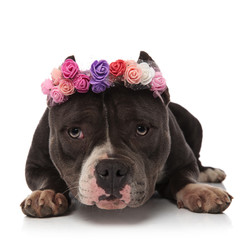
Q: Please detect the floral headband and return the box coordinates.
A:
[41,57,167,104]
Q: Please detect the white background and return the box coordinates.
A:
[0,0,239,239]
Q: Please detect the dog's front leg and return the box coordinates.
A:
[176,183,233,213]
[21,166,69,218]
[157,161,232,213]
[165,162,232,213]
[21,189,69,218]
[21,109,69,218]
[158,110,233,213]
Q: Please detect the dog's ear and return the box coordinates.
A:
[46,55,76,108]
[138,51,170,105]
[138,51,160,71]
[65,55,76,61]
[138,51,154,62]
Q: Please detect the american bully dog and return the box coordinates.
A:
[21,51,232,217]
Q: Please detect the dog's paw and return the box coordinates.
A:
[176,183,233,213]
[20,189,68,218]
[198,168,226,183]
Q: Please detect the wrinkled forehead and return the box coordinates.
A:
[104,87,166,122]
[49,86,165,124]
[49,91,104,123]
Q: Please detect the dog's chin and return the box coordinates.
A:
[96,199,128,210]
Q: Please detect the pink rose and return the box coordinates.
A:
[41,79,54,95]
[51,68,63,85]
[124,64,142,84]
[50,86,65,103]
[73,73,90,93]
[61,59,79,79]
[59,79,75,95]
[151,72,167,93]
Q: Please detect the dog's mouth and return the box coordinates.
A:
[95,195,128,210]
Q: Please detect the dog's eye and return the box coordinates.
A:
[68,128,84,139]
[136,125,149,136]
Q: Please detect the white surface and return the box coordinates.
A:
[0,0,239,239]
[4,187,240,240]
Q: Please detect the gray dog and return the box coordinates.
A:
[21,52,232,217]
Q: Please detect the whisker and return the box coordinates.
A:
[62,183,80,195]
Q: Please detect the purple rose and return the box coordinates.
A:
[91,81,109,93]
[73,73,90,93]
[90,60,109,84]
[61,59,79,79]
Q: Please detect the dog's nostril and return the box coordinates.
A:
[116,169,127,177]
[100,169,109,178]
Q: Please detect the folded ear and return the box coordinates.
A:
[65,55,76,61]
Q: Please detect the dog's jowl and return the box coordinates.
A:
[21,52,233,217]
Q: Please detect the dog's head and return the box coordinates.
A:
[48,52,171,209]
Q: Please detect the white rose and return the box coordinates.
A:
[138,62,155,85]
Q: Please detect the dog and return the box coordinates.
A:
[21,51,232,217]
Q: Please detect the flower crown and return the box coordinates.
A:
[41,56,167,105]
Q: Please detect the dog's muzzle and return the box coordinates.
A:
[78,157,132,210]
[93,159,130,209]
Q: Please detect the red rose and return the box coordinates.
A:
[109,60,126,77]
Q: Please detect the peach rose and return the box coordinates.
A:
[124,64,142,84]
[125,60,137,67]
[51,68,63,85]
[59,79,75,95]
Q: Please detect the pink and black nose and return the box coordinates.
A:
[95,159,129,196]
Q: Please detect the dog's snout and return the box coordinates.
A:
[96,160,128,178]
[95,159,129,195]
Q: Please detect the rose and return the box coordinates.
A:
[125,60,137,67]
[51,68,63,85]
[59,79,75,95]
[91,81,109,93]
[41,79,54,95]
[50,86,65,103]
[90,60,109,84]
[124,64,142,84]
[138,62,155,85]
[109,60,126,77]
[61,59,79,79]
[73,73,90,93]
[150,72,167,93]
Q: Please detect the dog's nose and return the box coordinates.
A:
[95,159,129,195]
